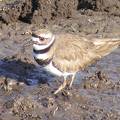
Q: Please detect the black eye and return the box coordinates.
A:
[32,33,39,38]
[39,37,44,41]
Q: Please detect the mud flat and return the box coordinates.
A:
[0,0,120,120]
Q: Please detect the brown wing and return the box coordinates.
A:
[52,34,98,72]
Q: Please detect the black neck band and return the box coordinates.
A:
[34,57,52,66]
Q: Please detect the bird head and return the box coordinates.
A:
[32,29,55,50]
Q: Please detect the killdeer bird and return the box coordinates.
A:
[32,28,120,94]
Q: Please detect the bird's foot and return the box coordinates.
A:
[62,90,72,96]
[54,84,72,95]
[54,86,64,95]
[54,79,67,94]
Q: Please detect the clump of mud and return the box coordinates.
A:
[83,71,120,90]
[0,0,78,24]
[0,70,120,120]
[0,0,120,24]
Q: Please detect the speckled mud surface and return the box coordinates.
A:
[0,0,120,120]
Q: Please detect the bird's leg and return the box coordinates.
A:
[69,73,76,88]
[54,76,67,94]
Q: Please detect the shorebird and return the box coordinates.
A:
[31,29,120,94]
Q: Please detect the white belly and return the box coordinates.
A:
[44,62,63,76]
[44,62,75,77]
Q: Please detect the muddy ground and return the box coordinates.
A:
[0,0,120,120]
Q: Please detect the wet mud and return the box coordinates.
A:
[0,0,120,120]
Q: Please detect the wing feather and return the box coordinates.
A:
[52,34,96,72]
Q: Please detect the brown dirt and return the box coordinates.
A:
[0,0,120,120]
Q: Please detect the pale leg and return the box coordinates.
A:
[69,73,76,88]
[54,76,67,94]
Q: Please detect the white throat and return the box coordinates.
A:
[32,35,55,50]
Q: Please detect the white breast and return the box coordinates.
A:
[44,62,75,77]
[44,62,63,76]
[33,52,49,60]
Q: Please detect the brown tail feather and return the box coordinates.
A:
[93,38,120,57]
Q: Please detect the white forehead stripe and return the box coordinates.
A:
[40,33,53,38]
